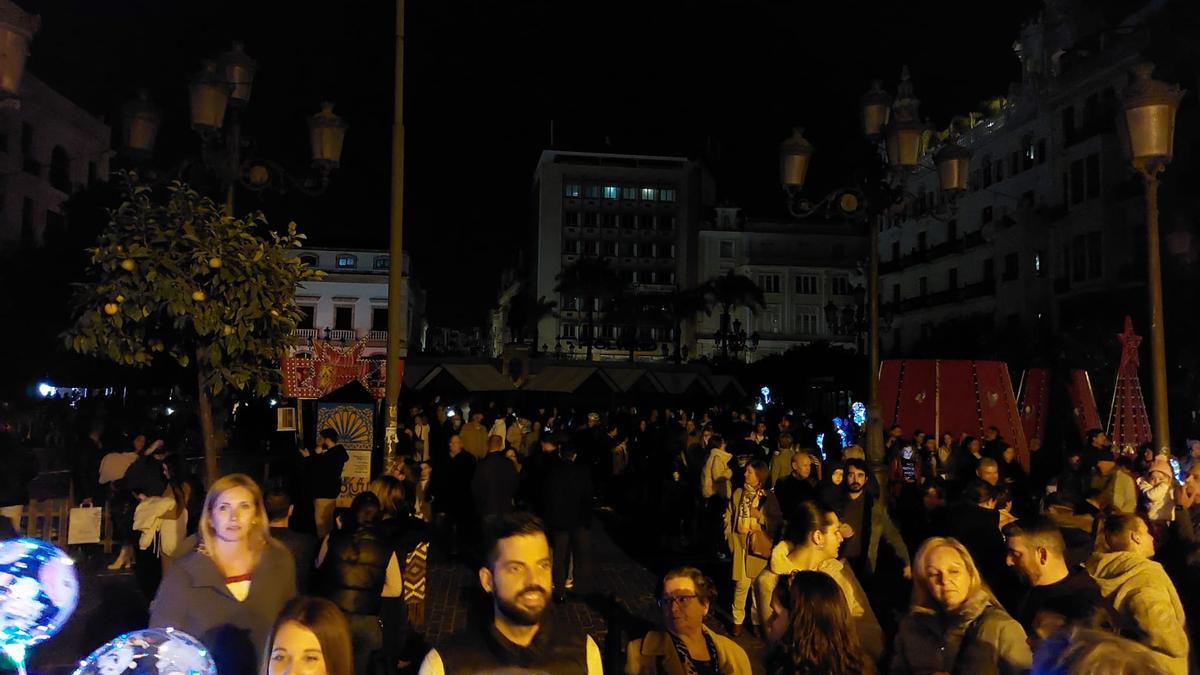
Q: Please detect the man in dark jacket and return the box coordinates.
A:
[543,445,594,603]
[520,434,561,515]
[300,427,350,538]
[266,489,317,593]
[947,480,1019,608]
[833,458,911,581]
[472,435,519,522]
[319,492,397,675]
[1002,516,1102,636]
[72,424,105,507]
[773,449,820,521]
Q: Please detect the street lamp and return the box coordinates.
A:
[779,67,963,481]
[0,0,38,105]
[1120,62,1185,454]
[713,317,759,361]
[122,89,161,158]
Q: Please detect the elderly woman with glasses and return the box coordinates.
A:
[625,567,752,674]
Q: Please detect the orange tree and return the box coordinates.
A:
[65,175,322,484]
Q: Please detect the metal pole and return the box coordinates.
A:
[1143,168,1171,454]
[866,214,885,480]
[384,0,406,456]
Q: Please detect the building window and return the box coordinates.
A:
[629,242,640,257]
[981,206,994,224]
[585,185,601,199]
[994,159,1004,182]
[300,254,319,267]
[373,255,389,270]
[795,311,818,335]
[603,241,618,256]
[1062,105,1076,144]
[1010,151,1020,176]
[658,215,676,230]
[371,307,388,331]
[917,231,927,251]
[21,123,39,175]
[1023,135,1036,170]
[891,241,900,261]
[334,306,354,331]
[757,274,780,293]
[50,147,71,192]
[1088,231,1102,279]
[1034,250,1045,277]
[947,219,958,240]
[719,241,734,259]
[582,212,598,227]
[982,159,992,187]
[1003,252,1019,281]
[891,284,900,304]
[602,213,617,227]
[603,185,620,199]
[562,323,576,338]
[1070,159,1084,205]
[948,267,958,289]
[831,276,850,296]
[666,271,676,284]
[564,183,581,198]
[659,188,676,202]
[336,254,357,269]
[1086,153,1100,199]
[298,306,315,330]
[585,240,600,256]
[564,211,580,226]
[918,276,928,296]
[1072,235,1087,282]
[640,187,657,201]
[20,197,33,246]
[795,275,818,295]
[1037,139,1047,164]
[983,259,995,282]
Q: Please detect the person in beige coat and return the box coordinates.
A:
[891,537,1031,675]
[723,460,782,636]
[1086,513,1189,674]
[626,567,752,674]
[752,500,883,662]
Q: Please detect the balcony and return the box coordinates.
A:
[889,278,996,314]
[294,328,319,343]
[880,231,989,275]
[367,330,387,346]
[329,329,358,342]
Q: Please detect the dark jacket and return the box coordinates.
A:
[519,449,559,514]
[320,524,391,616]
[0,443,38,507]
[471,451,519,518]
[435,615,590,674]
[71,434,104,504]
[542,459,593,532]
[435,451,476,518]
[946,503,1018,606]
[834,490,911,574]
[121,454,167,497]
[149,538,297,675]
[773,474,819,521]
[270,526,318,594]
[305,444,350,499]
[891,597,1031,674]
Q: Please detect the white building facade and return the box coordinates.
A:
[0,75,111,247]
[878,6,1158,354]
[694,207,868,362]
[291,248,425,356]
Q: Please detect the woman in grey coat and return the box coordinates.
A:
[150,473,296,674]
[891,537,1031,675]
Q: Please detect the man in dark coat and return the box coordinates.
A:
[773,448,820,521]
[434,433,476,557]
[543,445,594,603]
[947,480,1020,609]
[520,434,561,515]
[265,489,318,593]
[472,435,519,522]
[300,427,350,538]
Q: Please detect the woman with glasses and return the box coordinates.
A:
[625,567,752,674]
[891,537,1031,674]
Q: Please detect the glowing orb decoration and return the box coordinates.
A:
[0,539,79,673]
[73,628,215,675]
[851,401,866,426]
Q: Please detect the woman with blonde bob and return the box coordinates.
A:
[265,596,353,675]
[151,473,297,674]
[891,537,1031,675]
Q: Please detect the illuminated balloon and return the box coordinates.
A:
[73,628,216,675]
[0,538,79,672]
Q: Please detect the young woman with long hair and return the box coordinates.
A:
[150,473,297,674]
[265,596,353,675]
[764,571,876,675]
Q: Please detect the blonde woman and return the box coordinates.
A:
[891,537,1031,675]
[150,473,297,674]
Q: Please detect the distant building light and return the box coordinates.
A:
[37,382,55,398]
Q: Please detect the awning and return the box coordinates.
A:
[653,371,717,396]
[522,366,618,394]
[707,374,747,398]
[602,367,666,394]
[414,364,515,392]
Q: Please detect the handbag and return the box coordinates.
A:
[747,529,773,558]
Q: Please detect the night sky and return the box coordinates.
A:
[21,0,1144,326]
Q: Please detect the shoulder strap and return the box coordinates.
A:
[951,606,994,674]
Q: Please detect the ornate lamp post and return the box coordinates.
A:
[778,67,968,474]
[713,317,759,361]
[0,0,38,106]
[1120,62,1185,454]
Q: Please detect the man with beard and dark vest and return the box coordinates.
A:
[418,512,603,674]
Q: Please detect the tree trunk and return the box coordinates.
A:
[196,350,219,487]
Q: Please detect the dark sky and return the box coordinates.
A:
[19,0,1142,326]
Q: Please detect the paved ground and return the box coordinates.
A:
[19,517,768,674]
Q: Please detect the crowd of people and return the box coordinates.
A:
[3,399,1200,674]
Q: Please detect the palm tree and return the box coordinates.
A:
[702,270,765,359]
[663,286,709,363]
[554,257,625,361]
[506,292,557,350]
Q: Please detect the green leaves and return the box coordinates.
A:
[65,172,320,398]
